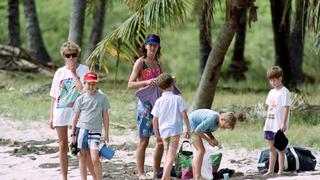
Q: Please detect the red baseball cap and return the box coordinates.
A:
[84,72,99,82]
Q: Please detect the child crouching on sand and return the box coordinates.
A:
[151,73,191,180]
[71,72,110,180]
[189,109,245,180]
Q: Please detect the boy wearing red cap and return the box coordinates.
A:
[71,72,111,180]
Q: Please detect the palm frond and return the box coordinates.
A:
[306,0,320,34]
[87,0,191,74]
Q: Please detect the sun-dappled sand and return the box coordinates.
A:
[0,117,319,180]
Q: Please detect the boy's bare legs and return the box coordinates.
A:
[191,136,205,180]
[87,154,97,180]
[264,140,277,175]
[161,136,179,180]
[79,149,89,180]
[136,137,150,178]
[90,149,103,180]
[278,150,285,175]
[153,141,164,178]
[56,126,69,180]
[86,155,97,179]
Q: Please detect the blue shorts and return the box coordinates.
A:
[136,100,154,138]
[75,127,101,150]
[264,131,275,141]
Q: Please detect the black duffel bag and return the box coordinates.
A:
[258,147,317,173]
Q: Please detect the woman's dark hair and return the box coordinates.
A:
[138,45,161,61]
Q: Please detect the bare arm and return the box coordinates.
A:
[194,130,219,147]
[70,70,84,92]
[50,97,56,129]
[103,110,110,143]
[280,106,290,132]
[71,112,80,144]
[181,111,191,139]
[152,117,162,144]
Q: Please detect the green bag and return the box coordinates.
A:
[175,140,193,178]
[211,152,222,173]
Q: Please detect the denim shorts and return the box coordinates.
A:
[264,131,275,140]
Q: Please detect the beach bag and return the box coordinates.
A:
[199,144,222,179]
[211,152,222,174]
[175,140,193,179]
[258,147,316,172]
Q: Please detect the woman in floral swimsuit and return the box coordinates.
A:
[128,34,164,179]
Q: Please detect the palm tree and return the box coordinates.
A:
[190,0,251,111]
[198,0,213,76]
[7,0,20,47]
[289,0,307,86]
[270,0,292,88]
[226,9,248,81]
[68,0,86,47]
[23,0,51,64]
[87,0,190,73]
[84,0,108,63]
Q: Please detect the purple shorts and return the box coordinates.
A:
[264,131,275,140]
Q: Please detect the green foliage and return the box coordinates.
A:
[0,0,320,150]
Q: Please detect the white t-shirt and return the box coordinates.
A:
[263,86,291,132]
[151,91,187,138]
[50,64,89,127]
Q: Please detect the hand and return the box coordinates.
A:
[49,120,54,129]
[208,138,219,147]
[66,59,77,73]
[71,136,75,145]
[146,78,157,86]
[172,76,176,84]
[280,123,287,132]
[185,131,191,139]
[104,136,109,145]
[155,134,162,145]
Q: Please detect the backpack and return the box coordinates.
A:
[258,147,317,172]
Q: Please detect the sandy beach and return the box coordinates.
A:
[0,117,319,180]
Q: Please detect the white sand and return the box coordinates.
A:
[0,117,319,179]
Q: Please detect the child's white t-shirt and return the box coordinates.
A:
[50,64,88,127]
[151,91,187,138]
[263,86,291,132]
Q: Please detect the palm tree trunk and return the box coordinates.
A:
[289,0,307,86]
[191,0,248,111]
[7,0,20,47]
[68,0,86,47]
[270,0,292,88]
[227,9,247,81]
[199,0,213,76]
[23,0,51,64]
[84,0,108,63]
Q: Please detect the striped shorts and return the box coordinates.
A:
[75,127,101,150]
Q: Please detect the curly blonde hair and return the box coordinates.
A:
[60,41,81,57]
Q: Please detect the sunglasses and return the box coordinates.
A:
[64,53,78,58]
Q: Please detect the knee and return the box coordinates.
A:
[58,140,68,153]
[197,148,205,157]
[139,139,149,149]
[91,156,100,165]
